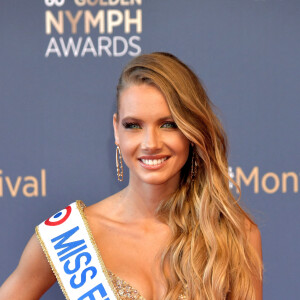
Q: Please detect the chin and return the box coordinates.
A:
[137,172,179,186]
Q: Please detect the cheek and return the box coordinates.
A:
[179,144,190,163]
[166,134,190,159]
[118,133,140,163]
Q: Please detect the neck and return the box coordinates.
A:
[116,174,180,222]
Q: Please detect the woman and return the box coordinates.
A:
[0,52,263,300]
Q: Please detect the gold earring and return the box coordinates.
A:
[191,148,198,181]
[116,145,123,182]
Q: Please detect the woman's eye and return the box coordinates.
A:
[161,122,178,129]
[123,122,141,129]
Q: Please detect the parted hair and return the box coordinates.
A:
[116,52,263,300]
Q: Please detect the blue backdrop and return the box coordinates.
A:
[1,1,299,299]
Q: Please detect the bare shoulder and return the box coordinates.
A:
[244,217,263,257]
[84,190,123,221]
[244,218,263,299]
[0,233,56,299]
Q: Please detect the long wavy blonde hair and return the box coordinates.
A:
[116,52,263,300]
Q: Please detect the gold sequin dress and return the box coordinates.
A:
[108,270,187,300]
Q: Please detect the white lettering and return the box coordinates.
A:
[45,37,62,57]
[128,35,141,56]
[81,37,97,56]
[98,36,112,56]
[113,36,128,57]
[60,37,82,57]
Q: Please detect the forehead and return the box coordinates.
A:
[118,84,172,119]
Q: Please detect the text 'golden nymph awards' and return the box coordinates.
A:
[44,0,142,58]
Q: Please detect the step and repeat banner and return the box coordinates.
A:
[1,1,299,299]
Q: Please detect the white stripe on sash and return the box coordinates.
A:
[36,201,119,300]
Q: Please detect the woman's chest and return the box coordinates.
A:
[89,217,171,300]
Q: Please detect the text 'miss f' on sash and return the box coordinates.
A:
[36,200,119,300]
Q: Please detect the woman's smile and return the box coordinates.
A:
[138,155,170,169]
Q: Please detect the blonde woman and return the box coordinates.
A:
[0,52,263,300]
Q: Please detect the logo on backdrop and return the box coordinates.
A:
[0,169,47,198]
[229,166,299,194]
[44,0,143,58]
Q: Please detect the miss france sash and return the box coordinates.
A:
[36,201,118,300]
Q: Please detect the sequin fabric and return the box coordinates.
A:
[108,270,187,300]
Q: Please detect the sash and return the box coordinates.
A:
[36,201,119,300]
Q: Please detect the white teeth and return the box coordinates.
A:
[141,157,167,166]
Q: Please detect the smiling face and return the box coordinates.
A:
[113,84,190,187]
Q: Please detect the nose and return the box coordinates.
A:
[141,127,162,151]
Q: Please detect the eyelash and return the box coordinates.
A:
[122,122,178,129]
[161,122,178,129]
[123,122,141,129]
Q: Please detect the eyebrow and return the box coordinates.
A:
[121,116,174,123]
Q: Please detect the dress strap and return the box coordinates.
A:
[36,200,119,300]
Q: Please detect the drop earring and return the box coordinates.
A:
[116,145,123,182]
[191,146,198,181]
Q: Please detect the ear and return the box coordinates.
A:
[113,113,120,145]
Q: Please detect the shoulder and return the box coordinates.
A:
[243,218,263,299]
[82,191,126,241]
[0,234,56,299]
[84,190,124,221]
[244,218,263,258]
